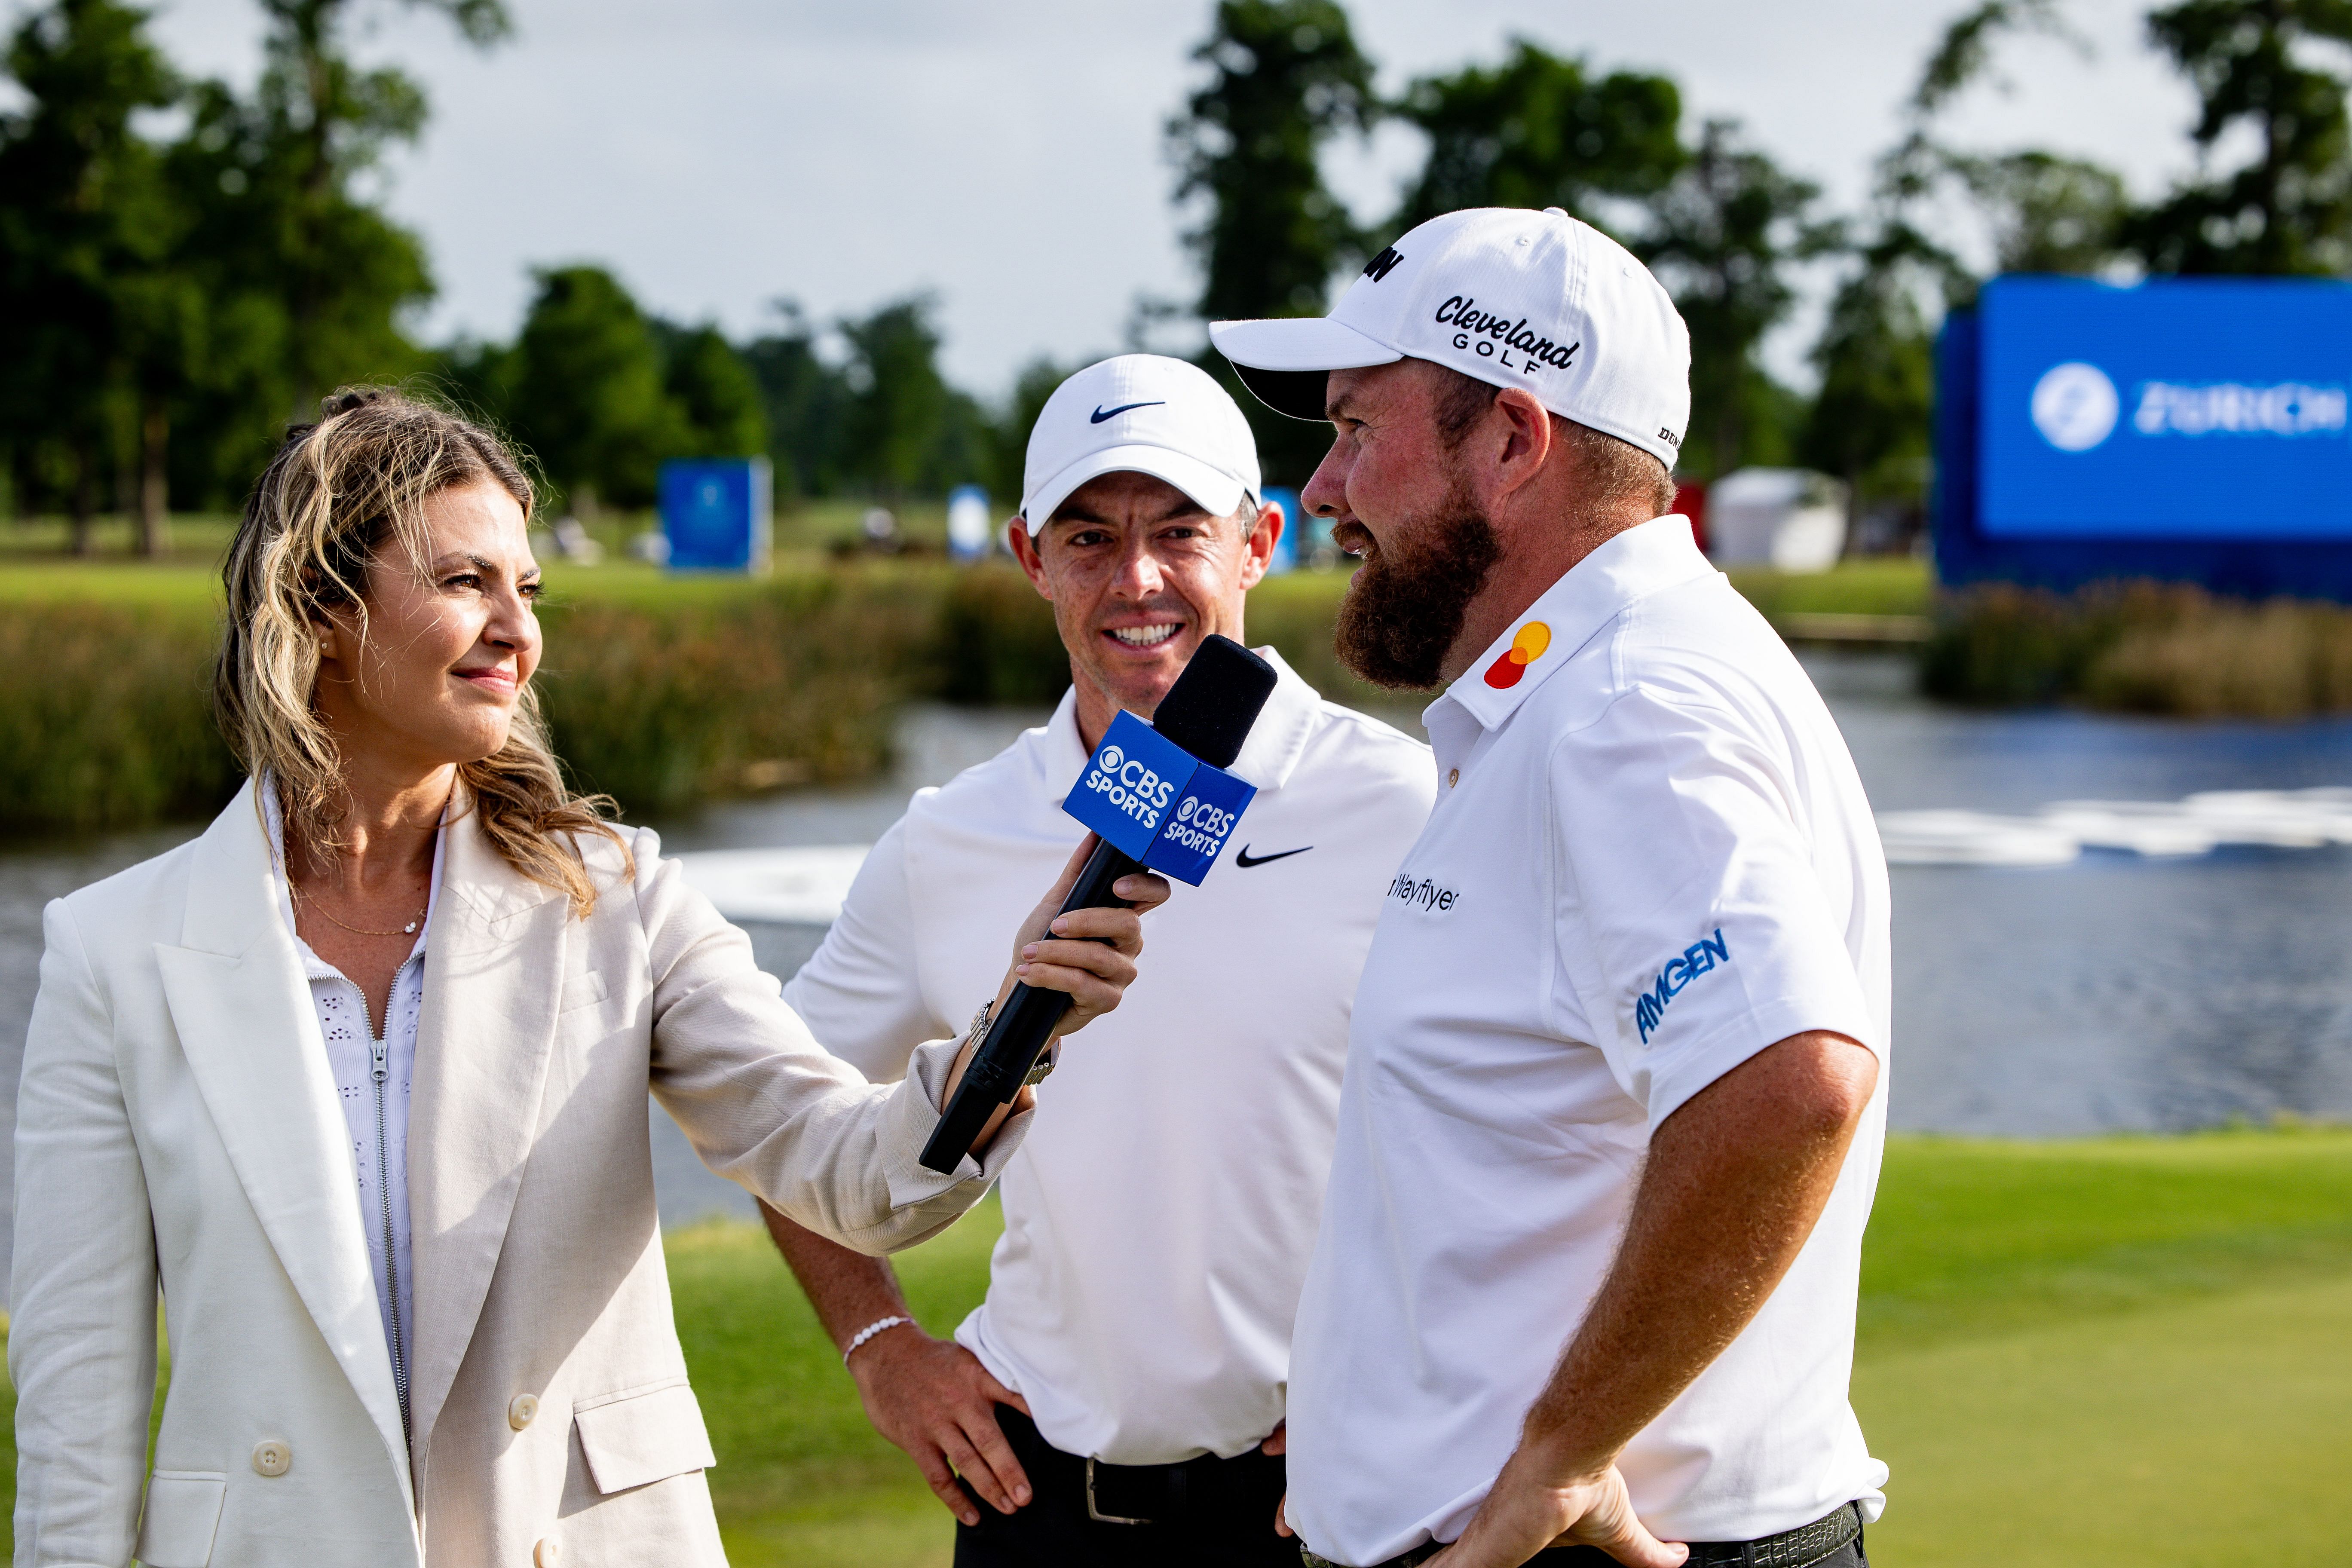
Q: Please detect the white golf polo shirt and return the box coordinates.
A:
[783,650,1434,1465]
[1286,516,1892,1565]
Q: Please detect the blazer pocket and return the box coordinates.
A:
[136,1470,227,1568]
[573,1381,716,1495]
[560,971,610,1013]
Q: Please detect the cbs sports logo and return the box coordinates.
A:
[1081,742,1177,828]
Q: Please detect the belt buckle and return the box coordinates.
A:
[1084,1456,1153,1525]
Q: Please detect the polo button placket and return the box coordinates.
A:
[251,1439,291,1477]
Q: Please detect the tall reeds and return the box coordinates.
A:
[536,575,940,814]
[71,563,2343,838]
[1925,581,2352,717]
[0,574,952,834]
[0,603,240,833]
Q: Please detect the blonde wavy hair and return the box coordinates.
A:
[213,387,628,917]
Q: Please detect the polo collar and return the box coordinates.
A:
[1038,644,1322,807]
[1038,688,1092,802]
[1429,514,1716,734]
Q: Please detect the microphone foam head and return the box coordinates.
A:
[1151,635,1279,769]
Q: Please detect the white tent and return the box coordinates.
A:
[1705,468,1850,573]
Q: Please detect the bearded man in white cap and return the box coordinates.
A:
[758,354,1434,1566]
[1212,209,1892,1568]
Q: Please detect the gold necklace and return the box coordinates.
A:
[294,882,426,938]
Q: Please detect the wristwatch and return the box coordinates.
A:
[967,999,1057,1086]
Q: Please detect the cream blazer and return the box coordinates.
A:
[10,782,1024,1568]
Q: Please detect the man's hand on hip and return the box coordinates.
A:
[1423,1032,1876,1568]
[1425,1447,1685,1568]
[848,1327,1034,1525]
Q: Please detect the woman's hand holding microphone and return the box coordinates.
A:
[943,836,1172,1136]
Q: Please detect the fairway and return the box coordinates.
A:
[1858,1273,2352,1565]
[1,1133,2345,1565]
[674,1129,2352,1568]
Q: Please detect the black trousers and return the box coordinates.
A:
[1345,1523,1872,1568]
[953,1405,1298,1568]
[1507,1531,1866,1568]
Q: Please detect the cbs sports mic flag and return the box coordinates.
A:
[1063,710,1257,885]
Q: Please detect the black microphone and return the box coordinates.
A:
[918,634,1279,1173]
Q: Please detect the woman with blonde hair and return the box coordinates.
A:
[10,389,1166,1568]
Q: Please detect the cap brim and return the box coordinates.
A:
[1022,444,1251,534]
[1209,317,1401,422]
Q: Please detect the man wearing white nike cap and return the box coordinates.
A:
[758,354,1434,1565]
[1213,207,1891,1568]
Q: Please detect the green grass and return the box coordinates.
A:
[1725,557,1934,620]
[4,514,1929,611]
[2,1132,2349,1564]
[1857,1274,2352,1566]
[0,516,235,608]
[1859,1127,2352,1352]
[668,1204,1003,1568]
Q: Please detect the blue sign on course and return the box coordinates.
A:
[660,458,772,572]
[1938,275,2352,600]
[1262,486,1302,574]
[946,484,993,561]
[1060,709,1258,886]
[1979,276,2352,539]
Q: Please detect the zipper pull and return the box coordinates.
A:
[370,1033,389,1084]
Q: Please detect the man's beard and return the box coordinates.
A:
[1332,486,1504,690]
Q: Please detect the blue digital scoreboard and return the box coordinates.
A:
[1938,275,2352,598]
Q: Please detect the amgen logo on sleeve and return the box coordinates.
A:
[2030,362,2120,451]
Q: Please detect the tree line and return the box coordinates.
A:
[1172,0,2352,533]
[6,0,2350,552]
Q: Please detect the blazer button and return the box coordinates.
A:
[251,1439,292,1477]
[508,1393,540,1431]
[533,1538,561,1566]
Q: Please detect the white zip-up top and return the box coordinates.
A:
[783,651,1434,1465]
[265,787,444,1440]
[1285,516,1892,1565]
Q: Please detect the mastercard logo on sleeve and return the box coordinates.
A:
[1482,620,1552,689]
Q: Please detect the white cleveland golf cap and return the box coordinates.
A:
[1020,354,1262,532]
[1209,206,1691,468]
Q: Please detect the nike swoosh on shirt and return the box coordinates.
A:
[1234,844,1312,868]
[1090,401,1165,423]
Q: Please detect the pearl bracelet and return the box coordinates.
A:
[842,1314,913,1365]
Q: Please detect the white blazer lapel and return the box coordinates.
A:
[403,810,569,1470]
[155,783,413,1491]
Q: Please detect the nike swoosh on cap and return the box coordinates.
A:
[1234,844,1312,868]
[1090,401,1165,423]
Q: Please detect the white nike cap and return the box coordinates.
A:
[1209,206,1691,468]
[1020,354,1262,533]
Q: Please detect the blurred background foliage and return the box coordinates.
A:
[12,0,2352,831]
[23,530,2352,836]
[0,546,1431,832]
[16,0,2352,552]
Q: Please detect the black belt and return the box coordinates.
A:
[1302,1500,1864,1568]
[1082,1447,1278,1526]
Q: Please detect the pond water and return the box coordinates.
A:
[7,657,2352,1243]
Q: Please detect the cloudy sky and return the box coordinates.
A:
[101,0,2211,393]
